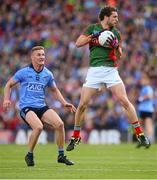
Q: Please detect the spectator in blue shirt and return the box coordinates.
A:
[137,73,155,145]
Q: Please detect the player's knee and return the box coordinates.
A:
[56,121,64,130]
[34,124,43,132]
[78,102,88,112]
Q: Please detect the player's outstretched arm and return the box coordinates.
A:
[3,77,18,111]
[50,87,76,113]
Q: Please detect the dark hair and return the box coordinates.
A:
[99,6,118,21]
[31,46,45,54]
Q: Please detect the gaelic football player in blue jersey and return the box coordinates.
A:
[3,46,76,166]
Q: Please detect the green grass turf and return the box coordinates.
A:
[0,143,157,179]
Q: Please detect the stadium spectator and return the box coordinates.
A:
[3,46,75,166]
[137,73,155,145]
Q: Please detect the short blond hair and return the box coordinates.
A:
[31,46,45,54]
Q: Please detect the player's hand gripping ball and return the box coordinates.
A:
[98,30,115,47]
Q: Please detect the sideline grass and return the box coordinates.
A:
[0,144,157,179]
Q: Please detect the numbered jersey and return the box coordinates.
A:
[84,23,122,67]
[13,64,56,110]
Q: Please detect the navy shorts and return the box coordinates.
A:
[139,111,153,119]
[20,106,50,124]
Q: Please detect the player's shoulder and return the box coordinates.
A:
[111,27,121,36]
[84,23,101,35]
[15,65,30,74]
[88,23,101,29]
[43,66,54,77]
[43,66,51,73]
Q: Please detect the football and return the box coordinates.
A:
[98,30,114,47]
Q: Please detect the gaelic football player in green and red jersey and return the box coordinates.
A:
[66,6,150,151]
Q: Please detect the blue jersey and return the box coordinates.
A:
[13,64,56,110]
[138,85,154,113]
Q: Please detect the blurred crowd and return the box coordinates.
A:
[0,0,157,142]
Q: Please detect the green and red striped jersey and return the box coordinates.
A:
[83,23,122,67]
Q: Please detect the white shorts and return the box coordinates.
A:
[83,66,123,89]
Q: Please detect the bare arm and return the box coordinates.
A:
[3,77,18,111]
[117,46,122,59]
[75,34,92,47]
[50,87,76,112]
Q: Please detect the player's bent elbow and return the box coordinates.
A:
[75,42,82,48]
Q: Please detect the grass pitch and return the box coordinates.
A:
[0,143,157,179]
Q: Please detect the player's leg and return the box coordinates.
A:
[41,109,74,165]
[66,86,98,151]
[109,82,150,148]
[25,111,43,152]
[145,116,154,143]
[24,111,43,166]
[42,109,64,149]
[75,86,98,134]
[110,82,139,121]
